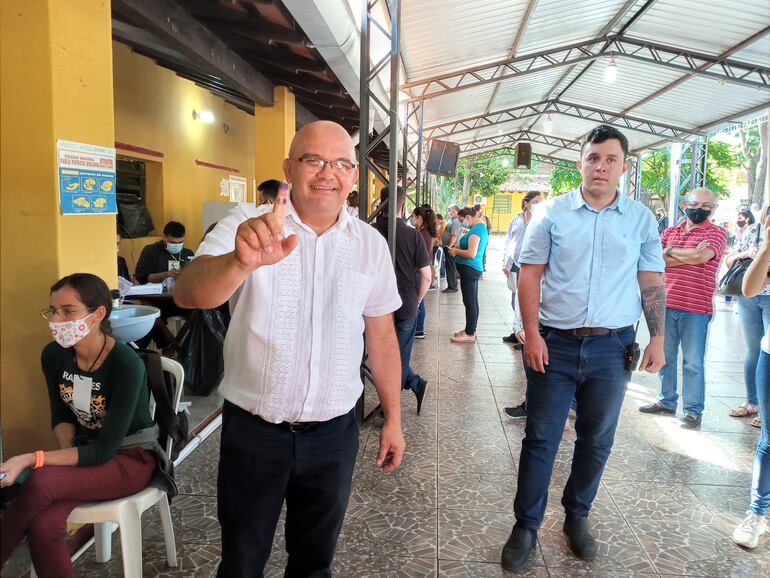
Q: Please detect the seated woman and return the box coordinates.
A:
[0,273,164,578]
[448,206,489,343]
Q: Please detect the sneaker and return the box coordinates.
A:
[504,404,527,419]
[733,512,767,548]
[442,287,458,293]
[679,414,702,429]
[413,378,429,415]
[638,402,676,415]
[414,331,426,340]
[502,333,519,344]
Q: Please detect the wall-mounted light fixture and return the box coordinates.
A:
[193,109,216,124]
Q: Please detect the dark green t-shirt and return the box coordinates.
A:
[41,340,153,466]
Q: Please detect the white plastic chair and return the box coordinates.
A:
[31,357,184,578]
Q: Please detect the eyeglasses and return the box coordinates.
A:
[40,307,93,321]
[291,155,357,175]
[687,202,715,210]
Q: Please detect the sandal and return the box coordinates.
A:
[450,332,477,343]
[453,329,466,337]
[730,402,759,418]
[750,415,762,429]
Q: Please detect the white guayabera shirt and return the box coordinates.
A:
[196,202,401,423]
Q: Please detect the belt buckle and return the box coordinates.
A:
[287,422,313,433]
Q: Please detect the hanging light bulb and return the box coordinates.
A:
[604,56,618,83]
[543,114,553,133]
[502,158,510,168]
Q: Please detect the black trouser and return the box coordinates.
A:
[217,401,359,578]
[443,245,458,289]
[457,263,482,335]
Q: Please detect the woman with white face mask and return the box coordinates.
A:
[0,273,159,577]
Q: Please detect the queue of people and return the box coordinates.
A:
[1,120,768,578]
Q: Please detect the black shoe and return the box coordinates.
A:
[563,515,597,560]
[679,414,702,429]
[501,523,537,572]
[502,333,520,344]
[442,287,458,293]
[504,404,527,419]
[413,378,428,415]
[638,402,675,415]
[414,331,426,340]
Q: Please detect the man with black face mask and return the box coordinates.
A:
[639,188,727,429]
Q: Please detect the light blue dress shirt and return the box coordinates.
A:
[519,189,665,329]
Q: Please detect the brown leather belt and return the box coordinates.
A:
[544,325,633,337]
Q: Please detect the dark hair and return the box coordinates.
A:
[739,208,755,225]
[457,206,476,219]
[581,124,629,158]
[258,179,281,201]
[163,221,185,238]
[50,273,112,335]
[380,186,406,210]
[414,205,438,237]
[347,190,360,207]
[522,192,541,211]
[436,213,444,221]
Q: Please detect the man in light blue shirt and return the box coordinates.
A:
[501,125,666,572]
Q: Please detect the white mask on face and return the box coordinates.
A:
[49,313,94,348]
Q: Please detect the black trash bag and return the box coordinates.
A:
[180,306,228,396]
[117,196,155,237]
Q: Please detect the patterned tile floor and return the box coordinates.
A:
[3,237,768,577]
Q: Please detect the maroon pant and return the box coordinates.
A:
[1,448,156,578]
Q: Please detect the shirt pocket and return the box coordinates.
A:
[343,270,376,320]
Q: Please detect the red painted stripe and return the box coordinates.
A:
[114,141,164,158]
[195,159,241,173]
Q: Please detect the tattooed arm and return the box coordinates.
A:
[637,271,666,373]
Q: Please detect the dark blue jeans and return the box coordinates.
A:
[395,315,421,391]
[217,402,359,578]
[751,349,770,515]
[514,326,634,529]
[457,263,482,335]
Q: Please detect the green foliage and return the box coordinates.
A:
[456,156,513,199]
[549,166,582,195]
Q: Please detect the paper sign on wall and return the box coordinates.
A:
[229,175,247,203]
[219,178,230,197]
[57,140,117,215]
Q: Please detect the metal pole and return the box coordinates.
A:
[634,154,643,202]
[387,0,401,262]
[357,0,370,220]
[669,142,682,223]
[415,103,424,206]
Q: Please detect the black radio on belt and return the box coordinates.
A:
[624,342,641,372]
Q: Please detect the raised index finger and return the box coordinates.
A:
[272,181,289,219]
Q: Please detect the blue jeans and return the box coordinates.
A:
[416,301,426,333]
[658,308,713,416]
[456,263,482,335]
[738,295,770,405]
[395,316,421,391]
[514,327,634,528]
[751,349,770,515]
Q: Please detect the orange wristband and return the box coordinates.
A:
[33,450,45,469]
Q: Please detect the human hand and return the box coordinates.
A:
[0,454,34,488]
[515,330,526,344]
[503,268,509,277]
[524,332,548,373]
[639,339,665,373]
[375,420,405,473]
[696,240,710,250]
[234,182,299,269]
[167,269,180,279]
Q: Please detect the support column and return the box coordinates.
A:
[1,0,116,456]
[254,86,295,185]
[668,142,682,222]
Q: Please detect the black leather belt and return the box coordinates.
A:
[225,400,320,432]
[544,325,633,337]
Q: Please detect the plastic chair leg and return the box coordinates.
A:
[94,522,115,562]
[117,510,144,578]
[157,494,178,567]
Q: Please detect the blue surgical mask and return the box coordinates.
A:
[166,242,184,255]
[464,219,471,228]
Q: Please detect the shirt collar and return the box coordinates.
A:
[285,200,359,238]
[569,188,628,214]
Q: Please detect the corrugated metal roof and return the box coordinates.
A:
[401,0,528,81]
[628,0,770,56]
[392,0,770,158]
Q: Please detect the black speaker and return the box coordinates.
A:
[515,142,532,169]
[426,140,460,176]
